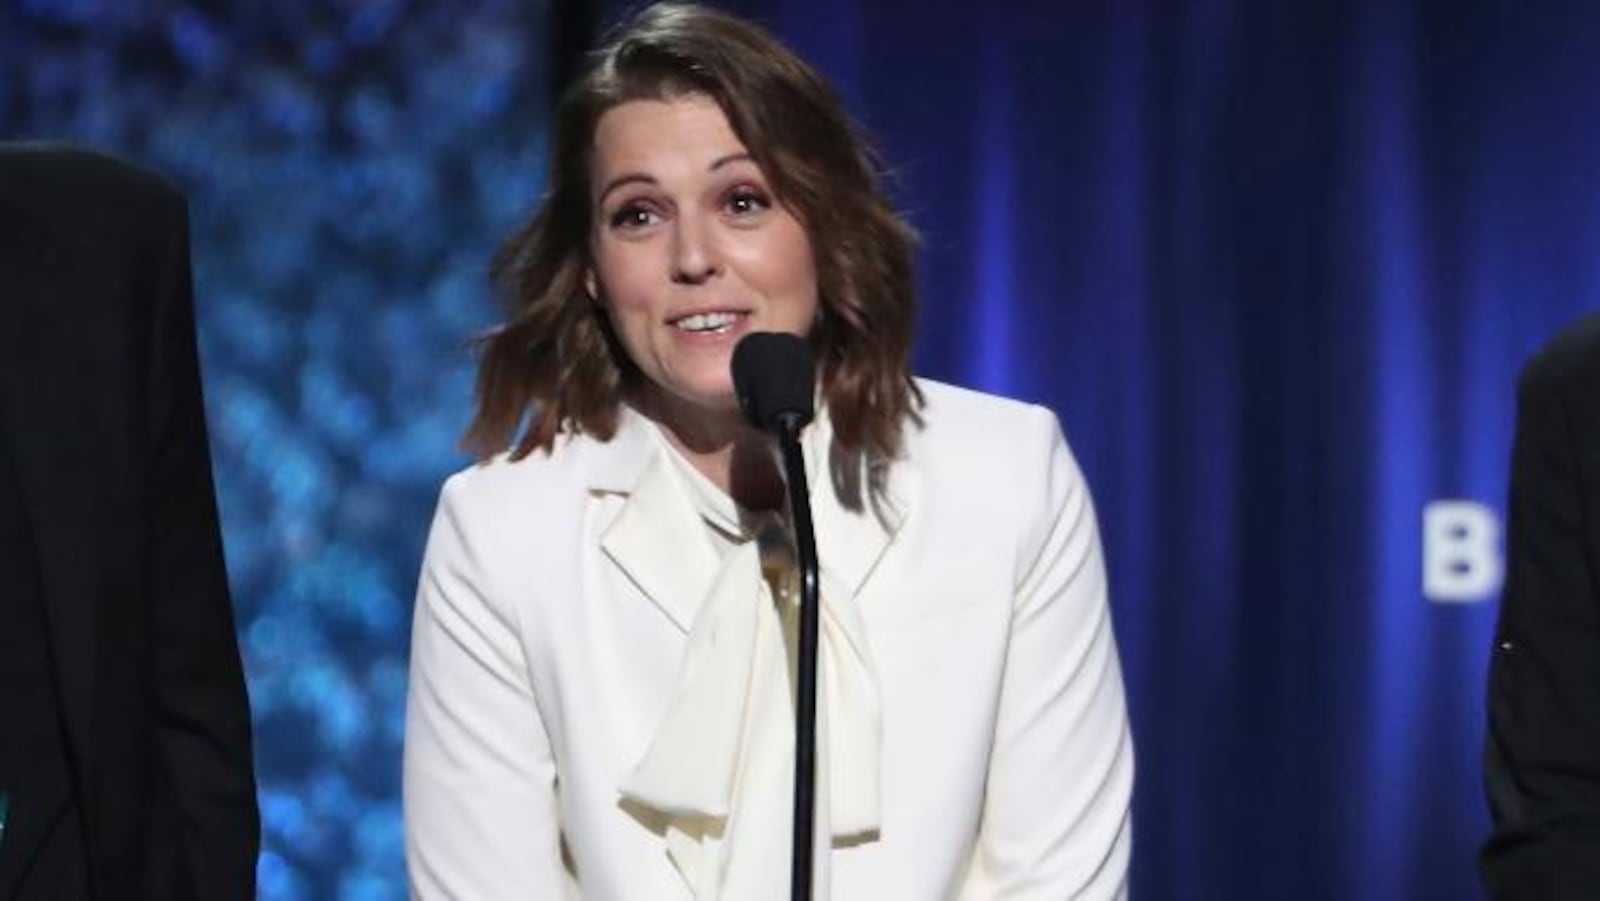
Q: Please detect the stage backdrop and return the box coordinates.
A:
[5,0,1599,898]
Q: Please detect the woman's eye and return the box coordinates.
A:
[725,188,770,216]
[609,204,658,229]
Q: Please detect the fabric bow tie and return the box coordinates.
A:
[620,537,882,898]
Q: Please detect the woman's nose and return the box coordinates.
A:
[670,218,720,284]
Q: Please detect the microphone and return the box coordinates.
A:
[730,331,820,901]
[732,331,815,436]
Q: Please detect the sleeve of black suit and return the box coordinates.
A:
[1483,315,1600,899]
[143,183,262,898]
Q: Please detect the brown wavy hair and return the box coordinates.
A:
[464,2,921,464]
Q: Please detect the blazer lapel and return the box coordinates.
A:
[0,190,100,778]
[592,411,720,634]
[586,407,912,634]
[810,416,911,603]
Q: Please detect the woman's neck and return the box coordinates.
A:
[641,389,786,512]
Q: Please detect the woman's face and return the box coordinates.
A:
[586,92,819,419]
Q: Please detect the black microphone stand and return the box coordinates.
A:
[775,411,821,901]
[730,331,822,900]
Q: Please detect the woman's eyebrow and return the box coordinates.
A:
[596,173,656,206]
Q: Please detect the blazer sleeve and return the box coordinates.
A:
[404,476,568,898]
[146,188,262,898]
[961,408,1135,899]
[1482,354,1600,898]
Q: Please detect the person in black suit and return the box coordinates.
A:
[1484,310,1600,899]
[0,145,258,899]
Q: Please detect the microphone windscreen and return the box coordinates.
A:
[731,332,816,432]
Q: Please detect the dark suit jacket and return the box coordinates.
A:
[1484,310,1600,899]
[0,145,258,899]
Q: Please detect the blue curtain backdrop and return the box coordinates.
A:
[5,0,1599,898]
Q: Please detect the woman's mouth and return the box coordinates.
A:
[672,311,746,334]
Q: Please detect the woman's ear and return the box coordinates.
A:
[583,268,600,304]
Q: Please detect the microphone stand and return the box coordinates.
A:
[731,331,821,900]
[776,411,820,901]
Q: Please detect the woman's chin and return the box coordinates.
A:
[645,380,740,419]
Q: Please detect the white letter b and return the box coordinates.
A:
[1423,500,1503,603]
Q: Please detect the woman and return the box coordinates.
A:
[404,4,1133,898]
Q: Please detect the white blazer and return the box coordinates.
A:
[404,379,1134,899]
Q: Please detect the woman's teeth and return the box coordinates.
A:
[675,312,741,333]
